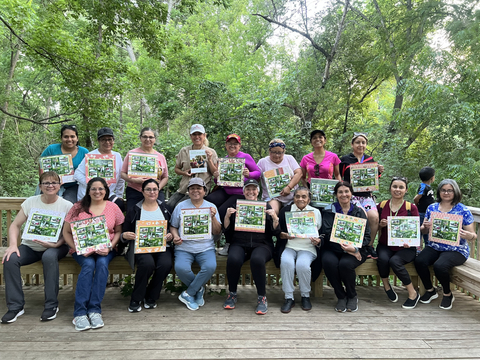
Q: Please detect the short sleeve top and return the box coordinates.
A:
[122,147,169,192]
[300,151,340,182]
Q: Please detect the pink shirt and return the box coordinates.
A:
[65,201,125,242]
[122,147,168,192]
[300,151,340,183]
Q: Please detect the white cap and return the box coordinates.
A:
[190,124,206,135]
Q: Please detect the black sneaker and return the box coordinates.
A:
[366,246,378,259]
[223,292,238,310]
[402,292,420,309]
[301,297,312,311]
[40,307,59,321]
[419,289,438,304]
[335,297,347,312]
[280,299,295,313]
[1,309,24,324]
[255,296,268,315]
[128,301,142,313]
[439,294,455,310]
[384,286,398,302]
[346,296,358,312]
[143,299,157,309]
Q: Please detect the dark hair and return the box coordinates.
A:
[142,178,159,191]
[39,171,60,184]
[419,166,435,182]
[294,186,311,200]
[390,176,408,189]
[436,179,462,206]
[75,177,110,217]
[310,129,326,141]
[60,125,79,146]
[333,181,354,195]
[140,127,158,138]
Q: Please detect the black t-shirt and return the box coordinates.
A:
[416,183,435,213]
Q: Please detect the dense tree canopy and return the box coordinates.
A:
[1,0,479,204]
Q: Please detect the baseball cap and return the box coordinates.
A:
[310,129,326,141]
[97,127,115,140]
[243,179,259,191]
[226,133,241,144]
[190,124,206,134]
[188,178,206,189]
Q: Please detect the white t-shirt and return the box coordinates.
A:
[285,204,321,255]
[257,155,300,204]
[20,195,73,252]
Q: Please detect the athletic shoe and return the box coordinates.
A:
[88,313,104,329]
[40,307,59,321]
[218,243,230,256]
[402,292,420,309]
[223,292,237,310]
[385,286,399,302]
[195,286,205,307]
[301,297,312,311]
[439,294,455,310]
[335,298,347,312]
[1,309,24,324]
[280,299,295,313]
[72,315,91,331]
[128,301,142,313]
[179,291,199,311]
[255,296,268,315]
[346,296,358,312]
[419,289,438,304]
[143,299,157,309]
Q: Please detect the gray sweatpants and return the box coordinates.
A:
[280,248,316,299]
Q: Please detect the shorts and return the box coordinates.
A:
[351,195,377,212]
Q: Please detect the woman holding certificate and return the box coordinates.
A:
[63,177,124,331]
[415,179,476,310]
[222,179,280,315]
[39,125,89,203]
[257,139,302,215]
[376,177,420,309]
[276,187,322,313]
[339,132,384,259]
[121,179,174,312]
[321,181,370,312]
[121,127,169,213]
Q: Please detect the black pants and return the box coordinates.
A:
[126,187,165,214]
[205,188,244,240]
[414,246,466,294]
[376,243,416,286]
[131,248,173,303]
[322,249,366,299]
[227,245,272,296]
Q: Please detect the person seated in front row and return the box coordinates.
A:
[170,178,222,311]
[2,171,73,324]
[222,179,280,315]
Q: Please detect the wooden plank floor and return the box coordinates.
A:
[1,284,480,359]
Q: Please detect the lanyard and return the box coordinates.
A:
[389,200,404,217]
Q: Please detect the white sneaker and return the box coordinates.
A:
[218,243,230,256]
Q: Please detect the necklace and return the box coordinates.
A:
[389,200,404,217]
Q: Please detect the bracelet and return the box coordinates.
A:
[286,185,292,190]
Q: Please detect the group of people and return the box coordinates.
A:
[1,124,477,331]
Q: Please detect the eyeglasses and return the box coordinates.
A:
[227,143,240,147]
[269,150,284,156]
[141,136,155,140]
[90,187,105,192]
[314,164,320,177]
[440,189,454,194]
[41,182,60,186]
[144,188,159,193]
[99,137,114,143]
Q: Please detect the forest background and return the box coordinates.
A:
[1,0,479,205]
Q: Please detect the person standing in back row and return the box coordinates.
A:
[413,167,435,245]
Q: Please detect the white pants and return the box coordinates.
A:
[280,248,316,299]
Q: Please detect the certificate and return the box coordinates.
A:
[235,200,266,233]
[387,216,421,247]
[285,211,318,238]
[263,167,291,198]
[85,154,116,184]
[189,150,208,174]
[350,162,379,192]
[22,208,66,243]
[128,152,158,178]
[429,212,462,246]
[331,213,367,247]
[180,208,212,240]
[310,179,338,207]
[135,220,167,253]
[39,154,74,183]
[70,215,110,255]
[218,158,245,187]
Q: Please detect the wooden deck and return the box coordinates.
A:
[1,284,480,359]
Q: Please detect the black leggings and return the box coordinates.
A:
[322,249,366,299]
[376,243,416,286]
[414,246,466,294]
[227,245,272,296]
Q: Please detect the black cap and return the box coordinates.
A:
[310,129,326,141]
[243,179,260,191]
[97,127,114,140]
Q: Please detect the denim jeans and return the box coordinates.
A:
[72,250,116,317]
[174,249,216,296]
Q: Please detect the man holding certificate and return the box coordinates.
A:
[170,178,222,311]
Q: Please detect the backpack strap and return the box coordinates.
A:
[405,201,412,216]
